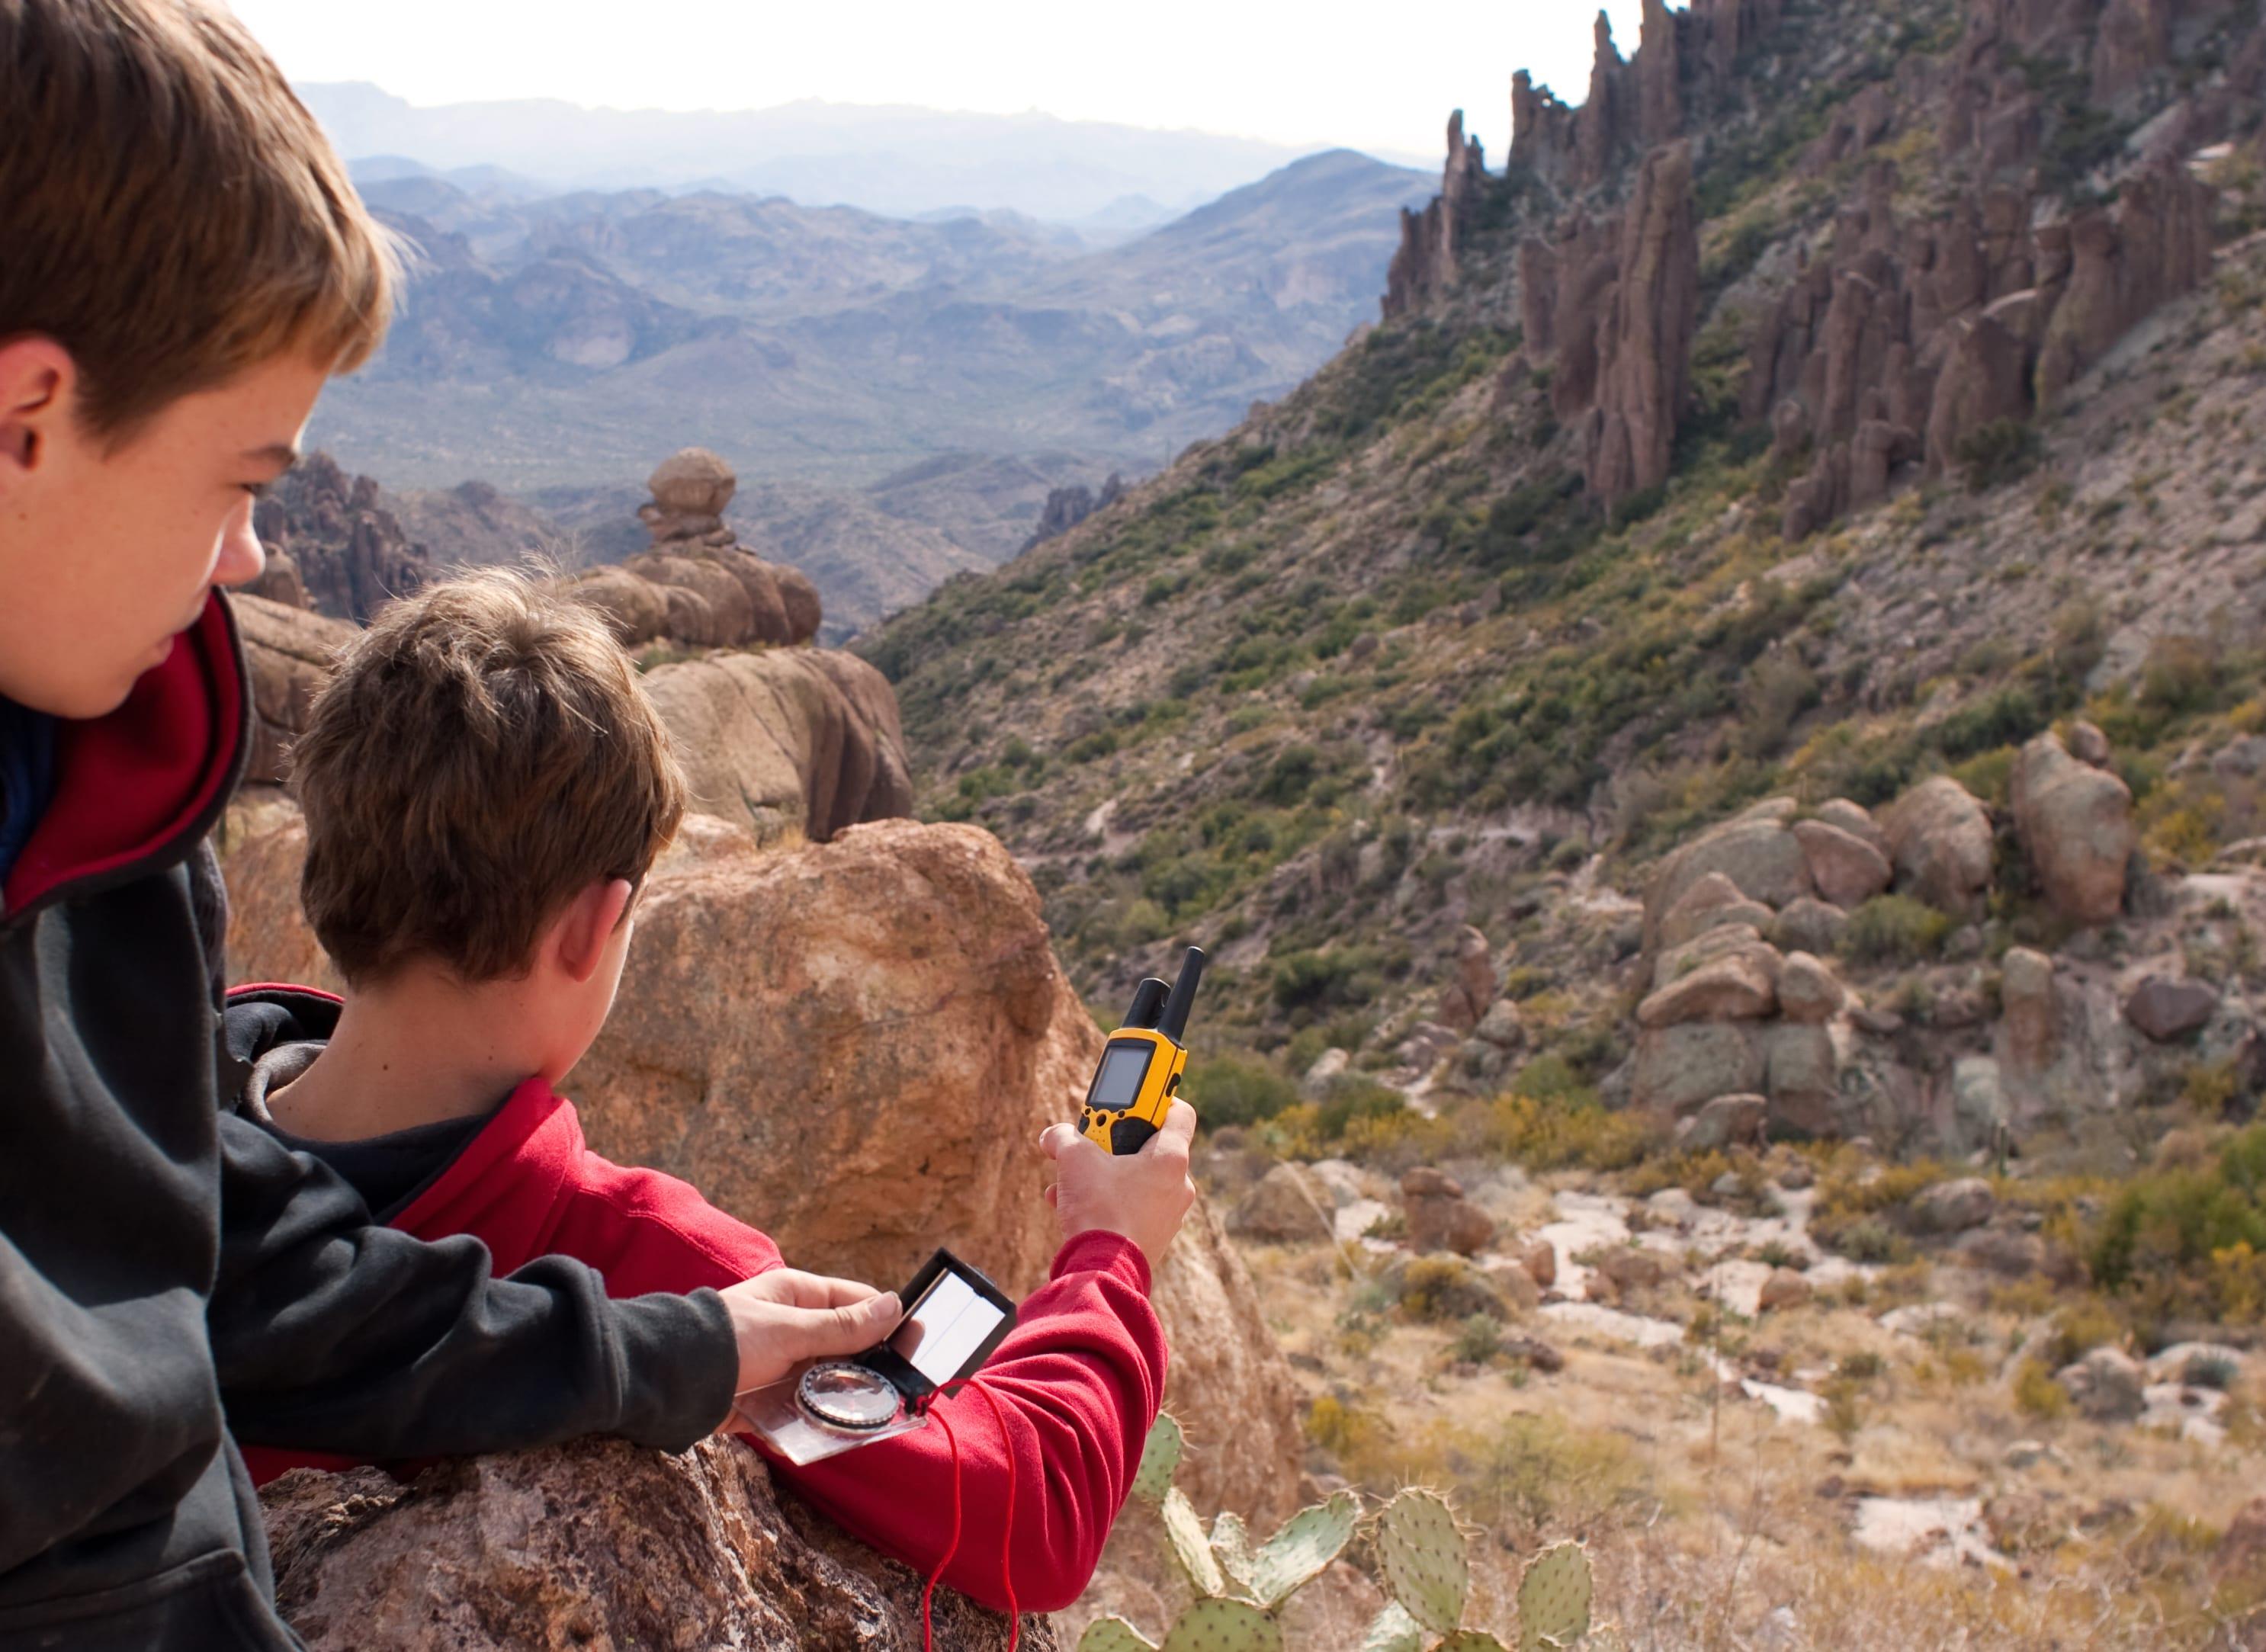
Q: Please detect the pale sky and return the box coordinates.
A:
[228,0,1647,163]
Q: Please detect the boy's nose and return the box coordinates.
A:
[213,500,267,589]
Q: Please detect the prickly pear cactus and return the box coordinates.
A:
[1516,1541,1593,1651]
[1249,1488,1359,1609]
[1158,1599,1285,1652]
[1209,1510,1258,1596]
[1161,1487,1227,1597]
[1133,1412,1183,1503]
[1373,1488,1471,1634]
[1359,1599,1427,1652]
[1080,1619,1160,1652]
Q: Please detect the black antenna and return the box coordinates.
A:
[1122,977,1169,1031]
[1157,948,1206,1044]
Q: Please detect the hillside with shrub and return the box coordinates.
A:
[862,2,2266,1643]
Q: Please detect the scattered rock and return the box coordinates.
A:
[1521,1240,1558,1290]
[1777,951,1846,1024]
[1504,1336,1566,1375]
[1479,1259,1543,1314]
[1912,1177,1997,1234]
[2004,1439,2050,1470]
[1881,777,1995,917]
[1231,1163,1336,1243]
[2011,733,2134,925]
[2000,947,2059,1076]
[1595,1248,1669,1294]
[1956,1226,2048,1276]
[2124,976,2221,1043]
[1302,1047,1352,1099]
[1793,819,1894,909]
[261,1438,1045,1651]
[1677,1092,1769,1153]
[1436,925,1497,1032]
[1474,998,1527,1049]
[1776,896,1852,957]
[2055,1347,2146,1423]
[1760,1268,1812,1311]
[1401,1167,1499,1257]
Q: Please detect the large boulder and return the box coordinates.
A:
[2125,976,2221,1043]
[262,1439,1045,1650]
[1645,804,1814,950]
[1436,925,1496,1033]
[1228,1162,1334,1243]
[1792,818,1892,909]
[2011,733,2133,925]
[643,650,913,842]
[1880,776,1995,917]
[218,796,344,995]
[230,593,357,786]
[220,810,1305,1525]
[1639,925,1782,1027]
[1632,1021,1764,1118]
[1401,1166,1498,1256]
[647,446,739,518]
[1659,871,1777,949]
[2055,1346,2146,1423]
[1762,1022,1841,1137]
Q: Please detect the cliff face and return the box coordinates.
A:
[246,453,434,624]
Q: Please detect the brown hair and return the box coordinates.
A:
[0,0,397,438]
[293,571,687,984]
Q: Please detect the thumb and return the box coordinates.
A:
[781,1291,901,1363]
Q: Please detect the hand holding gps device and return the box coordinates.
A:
[1077,946,1205,1156]
[736,1248,1016,1465]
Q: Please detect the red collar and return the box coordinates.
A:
[2,592,247,919]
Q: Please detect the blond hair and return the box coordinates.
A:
[0,0,398,438]
[293,572,688,984]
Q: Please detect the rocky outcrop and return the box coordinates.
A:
[2125,974,2221,1041]
[2034,161,2218,412]
[1881,776,1996,917]
[569,449,825,652]
[641,650,913,842]
[1436,925,1497,1032]
[1020,475,1125,555]
[262,1439,1047,1650]
[1583,143,1699,512]
[1383,111,1488,317]
[220,807,1305,1525]
[1644,800,1815,951]
[1793,817,1893,909]
[248,453,435,624]
[230,594,358,786]
[2011,731,2135,924]
[1401,1166,1497,1256]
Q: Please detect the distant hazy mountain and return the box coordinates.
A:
[300,82,1399,222]
[307,148,1430,633]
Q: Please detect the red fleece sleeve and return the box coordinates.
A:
[765,1231,1167,1615]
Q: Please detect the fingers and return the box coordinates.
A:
[778,1291,904,1365]
[758,1269,886,1310]
[1038,1121,1083,1160]
[1151,1099,1198,1153]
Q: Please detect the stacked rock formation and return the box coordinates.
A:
[1742,154,2219,538]
[1382,111,1489,317]
[262,1438,1048,1650]
[1633,799,1866,1140]
[245,452,435,624]
[1020,473,1125,553]
[568,448,823,650]
[219,810,1305,1528]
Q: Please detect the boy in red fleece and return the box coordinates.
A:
[227,570,1194,1615]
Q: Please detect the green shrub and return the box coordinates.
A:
[1271,948,1382,1012]
[1841,894,1957,965]
[1185,1054,1299,1128]
[1954,419,2043,491]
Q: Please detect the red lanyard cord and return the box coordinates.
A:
[920,1380,1019,1652]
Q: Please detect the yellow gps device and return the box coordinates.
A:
[1077,948,1205,1155]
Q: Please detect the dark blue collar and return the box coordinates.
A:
[0,697,58,885]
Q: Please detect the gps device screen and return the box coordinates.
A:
[1087,1041,1152,1111]
[887,1269,1009,1386]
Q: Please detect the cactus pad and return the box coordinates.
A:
[1079,1618,1160,1652]
[1208,1510,1257,1596]
[1358,1600,1427,1652]
[1250,1489,1359,1609]
[1437,1637,1512,1651]
[1158,1599,1285,1652]
[1517,1541,1593,1651]
[1374,1488,1470,1634]
[1133,1413,1184,1503]
[1160,1487,1227,1597]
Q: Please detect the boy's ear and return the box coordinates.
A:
[552,878,637,985]
[0,338,76,480]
